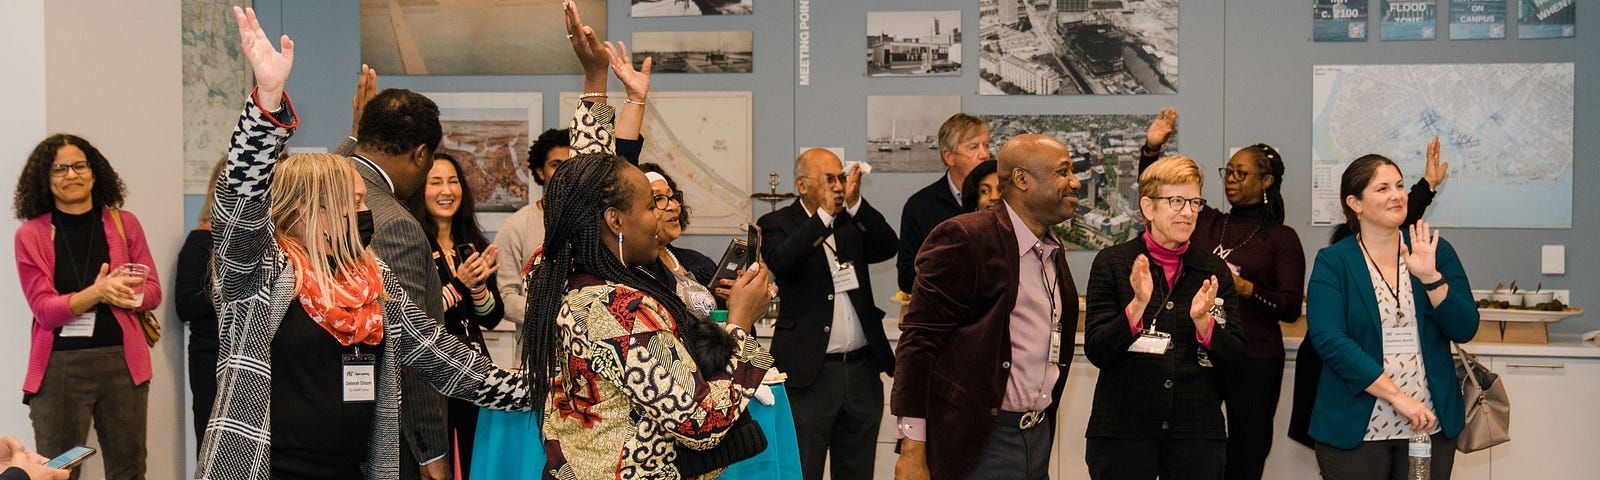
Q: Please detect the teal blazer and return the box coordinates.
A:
[1305,231,1478,449]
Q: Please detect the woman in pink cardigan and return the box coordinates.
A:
[12,134,160,479]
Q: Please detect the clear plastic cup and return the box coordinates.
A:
[116,263,149,305]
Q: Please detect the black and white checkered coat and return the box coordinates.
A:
[194,94,530,480]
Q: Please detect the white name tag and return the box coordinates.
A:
[60,312,95,337]
[832,262,860,293]
[1048,327,1064,364]
[342,353,377,403]
[1382,325,1421,355]
[1128,330,1172,355]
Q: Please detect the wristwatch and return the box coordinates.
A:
[1423,276,1448,291]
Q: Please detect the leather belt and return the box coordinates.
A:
[1000,410,1048,430]
[822,348,870,363]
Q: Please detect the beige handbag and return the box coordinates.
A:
[1453,344,1510,453]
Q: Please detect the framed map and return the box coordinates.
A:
[561,92,753,234]
[182,0,252,195]
[1311,63,1574,228]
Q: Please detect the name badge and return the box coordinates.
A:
[60,312,95,337]
[342,352,377,403]
[1128,330,1172,355]
[1048,323,1065,365]
[1382,325,1421,355]
[831,262,860,293]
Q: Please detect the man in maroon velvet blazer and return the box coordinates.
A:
[892,134,1082,480]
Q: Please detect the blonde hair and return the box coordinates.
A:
[268,153,375,303]
[1138,155,1204,199]
[938,113,988,154]
[198,156,228,226]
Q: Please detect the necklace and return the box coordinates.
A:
[1211,213,1261,260]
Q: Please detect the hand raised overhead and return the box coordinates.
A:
[603,41,652,101]
[233,6,294,112]
[1423,136,1449,189]
[1145,107,1176,151]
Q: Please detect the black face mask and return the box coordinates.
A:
[357,210,375,247]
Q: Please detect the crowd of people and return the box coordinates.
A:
[7,2,1481,479]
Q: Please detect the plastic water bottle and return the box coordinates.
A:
[1408,432,1431,480]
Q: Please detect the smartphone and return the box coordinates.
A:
[745,223,763,266]
[707,238,750,288]
[45,445,95,469]
[453,243,478,261]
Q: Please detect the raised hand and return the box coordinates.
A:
[1129,254,1154,306]
[1423,136,1449,189]
[725,262,773,332]
[844,163,864,208]
[350,64,378,136]
[603,41,652,102]
[1189,275,1219,326]
[564,0,609,82]
[1145,107,1176,151]
[1401,220,1442,282]
[233,6,294,112]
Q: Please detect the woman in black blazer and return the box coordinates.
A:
[1083,156,1247,480]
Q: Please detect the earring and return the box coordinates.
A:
[1263,192,1269,204]
[617,232,626,267]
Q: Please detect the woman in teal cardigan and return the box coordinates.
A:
[1306,155,1478,479]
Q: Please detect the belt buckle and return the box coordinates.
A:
[1018,410,1044,430]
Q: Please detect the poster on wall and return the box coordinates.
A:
[631,31,754,73]
[1311,63,1574,229]
[978,0,1177,95]
[561,92,754,235]
[1314,0,1370,42]
[986,114,1175,250]
[1518,0,1576,39]
[1450,0,1507,39]
[1381,0,1437,40]
[423,93,542,232]
[866,95,960,172]
[360,0,605,75]
[632,0,752,17]
[867,11,962,77]
[182,0,252,195]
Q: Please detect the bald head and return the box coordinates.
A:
[994,134,1079,234]
[997,134,1068,193]
[794,148,845,212]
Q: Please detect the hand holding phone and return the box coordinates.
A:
[43,446,94,470]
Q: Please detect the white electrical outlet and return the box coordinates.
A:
[1541,244,1565,275]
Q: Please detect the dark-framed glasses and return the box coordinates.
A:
[49,162,91,178]
[1218,167,1255,181]
[1150,195,1207,212]
[651,191,684,209]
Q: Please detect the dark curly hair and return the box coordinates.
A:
[13,134,126,220]
[356,89,442,157]
[521,153,735,413]
[635,162,692,228]
[960,160,998,213]
[527,128,571,186]
[409,152,489,249]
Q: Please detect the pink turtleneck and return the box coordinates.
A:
[1126,231,1213,347]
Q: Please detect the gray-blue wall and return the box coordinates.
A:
[217,0,1595,337]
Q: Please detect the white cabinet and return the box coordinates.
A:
[1489,356,1600,478]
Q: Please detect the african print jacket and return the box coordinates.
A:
[195,91,530,480]
[544,274,772,479]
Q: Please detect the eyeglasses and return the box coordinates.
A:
[801,174,845,186]
[1218,168,1256,181]
[651,191,684,209]
[1150,195,1207,212]
[50,162,91,178]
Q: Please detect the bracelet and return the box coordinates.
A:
[1423,276,1448,291]
[579,92,608,100]
[624,98,647,106]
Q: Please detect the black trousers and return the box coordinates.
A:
[1086,437,1227,480]
[189,349,218,454]
[962,412,1053,480]
[1314,433,1456,479]
[786,354,883,480]
[1221,356,1284,480]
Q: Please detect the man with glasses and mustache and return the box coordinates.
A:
[757,148,899,480]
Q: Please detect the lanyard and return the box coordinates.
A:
[1357,232,1403,305]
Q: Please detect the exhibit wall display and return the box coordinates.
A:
[422,92,543,232]
[978,0,1178,95]
[359,0,607,74]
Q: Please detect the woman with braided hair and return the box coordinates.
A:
[523,151,775,479]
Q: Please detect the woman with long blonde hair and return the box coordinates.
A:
[195,9,529,479]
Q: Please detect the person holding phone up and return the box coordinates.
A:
[408,152,504,479]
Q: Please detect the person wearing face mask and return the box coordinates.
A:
[636,163,719,317]
[1305,156,1477,480]
[958,160,1001,213]
[12,133,162,480]
[408,152,504,479]
[1083,156,1246,480]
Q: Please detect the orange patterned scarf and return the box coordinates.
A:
[281,238,385,346]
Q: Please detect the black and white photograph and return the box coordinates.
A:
[979,0,1178,95]
[632,0,753,17]
[631,31,754,73]
[360,0,606,75]
[867,11,963,77]
[866,95,961,172]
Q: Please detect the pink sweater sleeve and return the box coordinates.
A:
[14,220,76,329]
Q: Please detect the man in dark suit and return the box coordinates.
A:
[896,113,991,294]
[758,148,899,480]
[892,134,1083,480]
[335,88,452,480]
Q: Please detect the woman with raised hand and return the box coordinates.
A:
[13,131,161,480]
[1305,156,1476,479]
[1083,156,1247,480]
[523,150,775,478]
[197,8,528,479]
